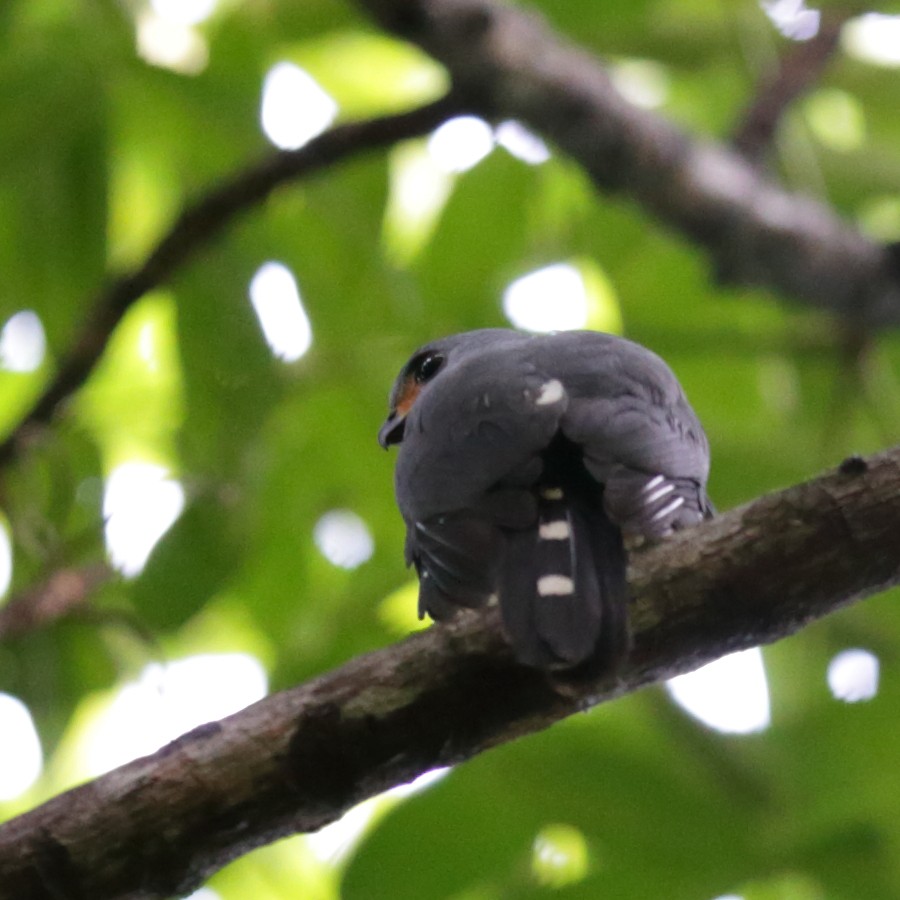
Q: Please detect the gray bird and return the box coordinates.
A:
[378,329,712,672]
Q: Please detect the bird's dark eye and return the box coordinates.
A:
[413,352,444,384]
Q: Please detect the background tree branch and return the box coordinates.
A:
[0,563,112,642]
[0,3,886,478]
[731,14,845,163]
[0,94,464,470]
[353,0,900,324]
[1,447,898,900]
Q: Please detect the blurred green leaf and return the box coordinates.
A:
[131,496,240,632]
[0,38,109,350]
[295,30,447,117]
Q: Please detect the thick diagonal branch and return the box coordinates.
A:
[354,0,900,324]
[1,448,899,900]
[0,94,464,470]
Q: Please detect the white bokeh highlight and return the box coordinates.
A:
[388,765,450,800]
[827,649,879,703]
[667,648,771,734]
[843,14,900,68]
[249,262,313,362]
[763,0,821,41]
[185,890,222,900]
[610,60,670,109]
[307,767,448,863]
[428,116,494,173]
[503,263,589,332]
[313,510,374,570]
[151,0,218,26]
[261,63,337,150]
[306,800,378,864]
[0,310,46,373]
[495,121,550,165]
[385,144,453,257]
[136,10,209,74]
[103,462,185,577]
[0,521,12,600]
[83,654,268,776]
[0,694,43,801]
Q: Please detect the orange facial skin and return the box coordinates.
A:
[379,375,423,448]
[394,377,422,418]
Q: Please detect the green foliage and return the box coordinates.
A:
[2,0,900,897]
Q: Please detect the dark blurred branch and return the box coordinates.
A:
[2,447,900,899]
[0,563,112,641]
[0,94,465,470]
[352,0,900,323]
[732,17,844,163]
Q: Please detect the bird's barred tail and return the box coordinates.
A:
[499,484,630,672]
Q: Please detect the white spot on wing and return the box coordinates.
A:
[642,474,665,492]
[537,575,574,596]
[652,496,686,522]
[539,521,571,540]
[535,379,565,406]
[541,487,564,500]
[644,483,675,505]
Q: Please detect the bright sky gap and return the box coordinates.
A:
[667,648,771,734]
[0,694,43,801]
[82,654,268,776]
[313,510,374,570]
[503,264,590,332]
[0,310,46,373]
[260,63,338,150]
[103,462,185,577]
[248,262,313,362]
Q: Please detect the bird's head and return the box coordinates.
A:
[378,346,446,448]
[378,329,525,449]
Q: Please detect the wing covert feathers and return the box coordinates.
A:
[389,329,712,673]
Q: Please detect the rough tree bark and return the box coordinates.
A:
[1,448,899,899]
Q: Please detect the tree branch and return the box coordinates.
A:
[0,94,465,470]
[352,0,900,324]
[731,16,844,164]
[0,563,112,641]
[2,447,899,899]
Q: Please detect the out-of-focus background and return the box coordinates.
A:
[2,1,900,897]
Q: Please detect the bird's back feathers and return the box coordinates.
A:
[382,329,712,672]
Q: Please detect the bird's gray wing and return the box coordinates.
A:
[535,331,712,538]
[396,344,567,625]
[395,345,568,522]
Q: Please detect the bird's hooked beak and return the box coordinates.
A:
[380,370,425,448]
[378,410,406,449]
